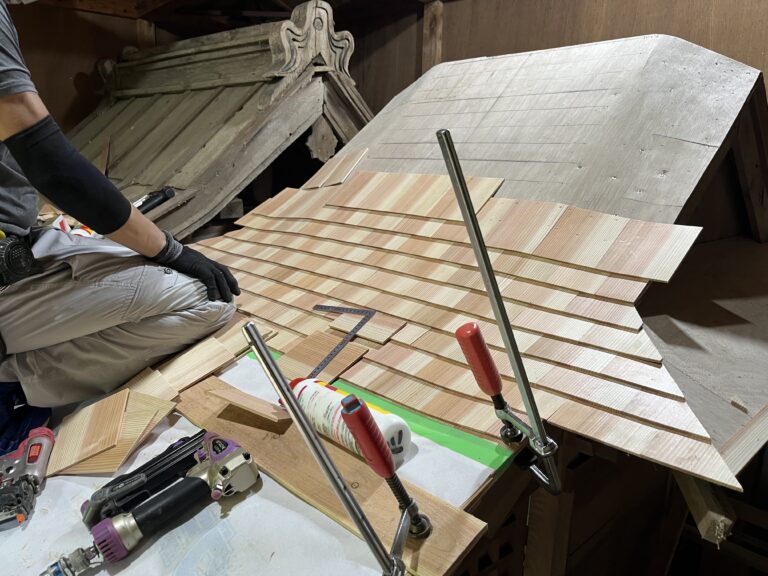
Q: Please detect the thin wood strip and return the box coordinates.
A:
[478,198,701,282]
[158,337,235,392]
[278,331,368,382]
[60,408,157,475]
[236,207,647,304]
[547,402,740,491]
[47,389,130,476]
[365,342,708,441]
[206,231,643,330]
[325,171,503,222]
[401,327,682,400]
[227,257,669,398]
[208,387,290,423]
[122,368,177,401]
[302,148,368,189]
[341,360,508,439]
[201,245,659,363]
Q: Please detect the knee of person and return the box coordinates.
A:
[200,298,237,331]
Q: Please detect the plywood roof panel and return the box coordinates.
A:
[340,35,760,224]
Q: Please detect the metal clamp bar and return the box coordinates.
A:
[436,129,561,494]
[242,323,396,575]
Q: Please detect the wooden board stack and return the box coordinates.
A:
[47,389,175,476]
[194,164,741,491]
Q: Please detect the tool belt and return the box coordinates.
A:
[0,232,42,287]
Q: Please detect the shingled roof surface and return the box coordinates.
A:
[68,0,371,238]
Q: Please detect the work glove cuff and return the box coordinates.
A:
[150,230,184,264]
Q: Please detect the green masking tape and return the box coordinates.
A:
[246,350,512,470]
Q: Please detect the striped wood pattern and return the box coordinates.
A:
[326,171,503,222]
[197,170,738,488]
[57,392,176,475]
[47,389,130,476]
[277,330,368,382]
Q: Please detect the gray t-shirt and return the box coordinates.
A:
[0,3,39,237]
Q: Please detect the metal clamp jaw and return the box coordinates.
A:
[493,404,560,494]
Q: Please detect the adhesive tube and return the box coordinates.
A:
[289,378,412,469]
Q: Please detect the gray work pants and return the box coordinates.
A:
[0,229,235,407]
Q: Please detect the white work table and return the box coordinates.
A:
[3,355,495,576]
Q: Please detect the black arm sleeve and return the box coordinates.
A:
[3,115,132,235]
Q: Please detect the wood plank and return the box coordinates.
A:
[237,206,648,304]
[674,472,736,545]
[208,387,290,424]
[177,377,487,576]
[62,391,175,475]
[202,246,659,363]
[131,85,259,187]
[209,231,643,330]
[47,389,129,476]
[326,170,503,223]
[277,331,368,382]
[365,342,706,440]
[546,402,740,490]
[122,367,177,401]
[158,337,235,392]
[421,0,444,74]
[109,89,222,182]
[478,198,701,282]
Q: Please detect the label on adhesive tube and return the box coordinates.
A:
[290,378,412,469]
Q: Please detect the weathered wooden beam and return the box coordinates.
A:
[37,0,175,18]
[674,472,737,546]
[135,18,156,49]
[421,0,443,74]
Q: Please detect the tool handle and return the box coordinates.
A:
[455,322,503,397]
[132,476,210,537]
[341,395,394,479]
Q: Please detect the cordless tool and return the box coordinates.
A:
[0,426,54,525]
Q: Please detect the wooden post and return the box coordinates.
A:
[524,488,574,576]
[674,472,736,545]
[421,0,443,74]
[136,18,156,50]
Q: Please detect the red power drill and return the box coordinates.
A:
[0,427,55,525]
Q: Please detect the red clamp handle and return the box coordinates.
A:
[341,395,394,479]
[455,322,503,397]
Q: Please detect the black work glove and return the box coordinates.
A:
[151,231,240,302]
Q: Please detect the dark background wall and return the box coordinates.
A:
[8,1,768,131]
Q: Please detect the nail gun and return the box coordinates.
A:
[0,426,54,525]
[42,429,259,576]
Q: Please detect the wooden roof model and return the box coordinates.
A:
[67,0,372,238]
[190,34,768,492]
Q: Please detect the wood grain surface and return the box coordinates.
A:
[177,377,487,576]
[278,330,368,382]
[194,166,738,488]
[47,389,130,476]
